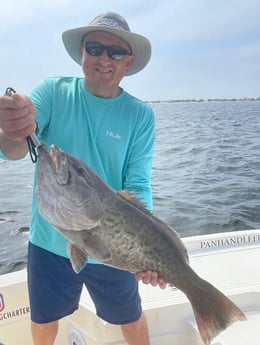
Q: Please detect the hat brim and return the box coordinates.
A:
[62,26,151,76]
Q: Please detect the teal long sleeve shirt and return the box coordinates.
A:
[0,77,155,262]
[0,77,155,263]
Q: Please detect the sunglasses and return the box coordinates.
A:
[84,41,131,61]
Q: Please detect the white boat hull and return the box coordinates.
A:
[1,229,260,345]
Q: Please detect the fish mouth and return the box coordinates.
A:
[37,144,55,166]
[50,145,59,168]
[49,145,66,169]
[49,145,70,185]
[37,144,69,186]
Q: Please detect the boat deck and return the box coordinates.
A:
[0,229,260,345]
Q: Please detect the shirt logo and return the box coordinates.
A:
[106,130,121,140]
[0,294,4,312]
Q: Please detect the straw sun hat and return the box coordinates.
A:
[62,12,151,76]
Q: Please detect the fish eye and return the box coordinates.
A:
[76,166,85,175]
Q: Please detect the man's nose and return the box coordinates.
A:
[98,49,111,62]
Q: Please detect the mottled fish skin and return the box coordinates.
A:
[36,144,246,345]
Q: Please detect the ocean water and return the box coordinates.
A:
[0,101,260,275]
[151,101,260,235]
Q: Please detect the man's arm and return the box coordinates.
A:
[0,129,28,159]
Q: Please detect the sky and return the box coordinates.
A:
[0,0,259,101]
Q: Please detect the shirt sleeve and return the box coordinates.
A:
[123,105,155,211]
[29,78,54,141]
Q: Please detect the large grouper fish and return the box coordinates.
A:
[36,144,246,345]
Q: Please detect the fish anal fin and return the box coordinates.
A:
[118,190,151,214]
[67,244,87,273]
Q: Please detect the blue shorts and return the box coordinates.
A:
[27,242,142,324]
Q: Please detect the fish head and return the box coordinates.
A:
[36,144,101,231]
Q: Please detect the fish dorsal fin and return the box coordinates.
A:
[153,217,189,264]
[118,190,151,215]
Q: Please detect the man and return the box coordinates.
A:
[0,12,166,345]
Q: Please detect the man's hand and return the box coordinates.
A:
[136,270,167,289]
[0,93,36,141]
[0,93,36,159]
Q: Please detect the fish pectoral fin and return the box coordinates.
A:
[67,244,87,273]
[83,234,112,262]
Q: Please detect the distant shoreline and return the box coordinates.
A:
[148,97,260,103]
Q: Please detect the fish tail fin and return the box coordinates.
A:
[187,278,246,345]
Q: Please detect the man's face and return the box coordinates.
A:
[80,31,134,97]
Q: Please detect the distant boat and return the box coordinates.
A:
[0,229,259,345]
